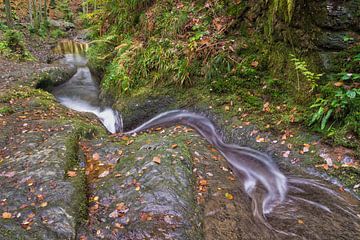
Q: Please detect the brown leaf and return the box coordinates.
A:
[152,156,161,164]
[199,179,208,186]
[263,102,270,112]
[297,219,304,224]
[171,144,178,149]
[251,61,259,68]
[127,140,134,145]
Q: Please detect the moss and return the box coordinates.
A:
[71,169,89,230]
[0,224,26,240]
[0,106,13,115]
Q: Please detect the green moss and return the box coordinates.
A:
[0,106,13,115]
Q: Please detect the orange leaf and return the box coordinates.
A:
[2,212,12,219]
[67,171,77,177]
[199,179,208,186]
[171,144,178,149]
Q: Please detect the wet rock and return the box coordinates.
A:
[115,95,175,131]
[48,20,75,31]
[317,31,350,50]
[78,132,202,240]
[312,0,360,31]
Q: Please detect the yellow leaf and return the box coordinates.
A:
[225,193,234,200]
[40,202,48,208]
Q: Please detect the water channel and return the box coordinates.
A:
[52,40,360,239]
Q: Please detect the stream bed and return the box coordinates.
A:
[50,40,360,239]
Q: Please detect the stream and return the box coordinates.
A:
[52,40,360,239]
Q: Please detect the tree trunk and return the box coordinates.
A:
[44,0,48,22]
[4,0,13,27]
[29,0,33,27]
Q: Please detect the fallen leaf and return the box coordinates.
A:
[224,105,230,111]
[282,151,290,158]
[199,179,208,186]
[92,153,100,161]
[127,140,134,145]
[297,219,304,224]
[225,193,234,200]
[67,171,77,177]
[334,81,344,87]
[251,61,259,68]
[98,170,110,178]
[256,136,265,143]
[4,171,15,178]
[109,210,118,218]
[40,202,48,208]
[171,144,178,149]
[263,102,270,112]
[152,156,161,164]
[303,144,310,153]
[2,212,12,219]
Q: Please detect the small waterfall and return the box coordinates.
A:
[53,40,89,55]
[52,40,123,133]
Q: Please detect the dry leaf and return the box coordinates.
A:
[40,202,48,208]
[297,219,304,224]
[92,153,100,161]
[263,102,270,112]
[334,81,344,87]
[4,171,15,178]
[251,61,259,68]
[152,156,161,164]
[109,210,118,218]
[225,193,234,200]
[256,136,265,143]
[127,140,134,145]
[2,212,12,219]
[199,179,208,186]
[171,144,178,149]
[282,151,290,158]
[67,171,77,177]
[98,170,110,178]
[303,144,310,153]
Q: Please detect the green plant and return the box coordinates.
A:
[290,54,323,92]
[309,88,360,130]
[50,28,66,39]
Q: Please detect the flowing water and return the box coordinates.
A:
[52,40,123,133]
[53,40,360,239]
